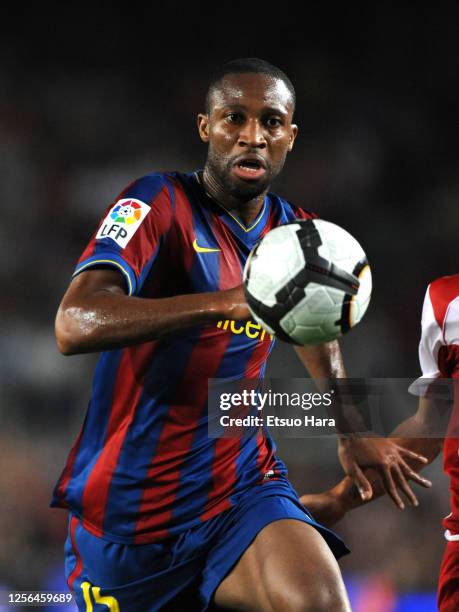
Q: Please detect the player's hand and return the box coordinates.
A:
[299,487,347,528]
[218,285,250,321]
[338,435,432,509]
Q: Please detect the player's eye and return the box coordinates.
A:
[265,116,283,128]
[226,112,244,124]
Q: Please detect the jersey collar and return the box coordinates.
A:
[192,171,271,246]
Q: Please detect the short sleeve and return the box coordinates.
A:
[444,296,459,346]
[73,174,175,295]
[409,284,445,396]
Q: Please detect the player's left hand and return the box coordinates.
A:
[338,435,432,509]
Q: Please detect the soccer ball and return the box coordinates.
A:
[243,219,372,345]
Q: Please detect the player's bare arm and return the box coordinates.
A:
[55,268,249,355]
[300,395,449,526]
[295,343,432,508]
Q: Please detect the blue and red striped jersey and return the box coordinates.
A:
[51,171,316,544]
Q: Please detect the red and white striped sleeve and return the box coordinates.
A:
[410,275,459,395]
[418,284,444,380]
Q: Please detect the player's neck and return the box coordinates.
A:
[200,168,266,228]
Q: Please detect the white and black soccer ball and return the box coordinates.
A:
[243,219,372,345]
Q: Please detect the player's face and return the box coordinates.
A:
[198,73,298,201]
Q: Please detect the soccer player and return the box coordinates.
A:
[53,58,430,611]
[301,274,459,612]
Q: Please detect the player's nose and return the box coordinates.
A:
[237,119,267,149]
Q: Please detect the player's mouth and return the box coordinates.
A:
[232,155,267,181]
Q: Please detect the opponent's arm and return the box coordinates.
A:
[300,396,447,526]
[294,342,346,385]
[55,268,249,355]
[294,344,433,507]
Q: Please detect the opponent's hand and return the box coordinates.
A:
[218,285,250,321]
[299,488,347,528]
[338,436,432,509]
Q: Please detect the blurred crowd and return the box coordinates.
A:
[1,4,458,610]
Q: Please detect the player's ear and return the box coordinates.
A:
[288,124,298,152]
[197,114,210,143]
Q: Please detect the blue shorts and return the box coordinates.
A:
[65,479,348,611]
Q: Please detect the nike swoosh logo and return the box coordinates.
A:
[193,239,221,253]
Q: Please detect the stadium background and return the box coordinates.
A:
[1,3,458,610]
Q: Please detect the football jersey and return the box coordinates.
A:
[51,170,315,544]
[412,275,459,537]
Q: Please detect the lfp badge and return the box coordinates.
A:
[110,201,143,225]
[97,198,150,248]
